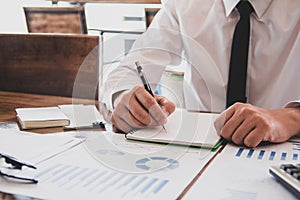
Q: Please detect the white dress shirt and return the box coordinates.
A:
[100,0,300,113]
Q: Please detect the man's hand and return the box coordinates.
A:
[214,103,300,148]
[111,86,176,133]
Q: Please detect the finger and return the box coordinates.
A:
[243,128,265,148]
[214,107,235,135]
[231,118,256,145]
[128,93,152,126]
[219,110,244,141]
[114,102,146,129]
[135,89,167,126]
[111,114,131,133]
[155,95,176,116]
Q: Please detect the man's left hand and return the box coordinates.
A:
[214,103,300,148]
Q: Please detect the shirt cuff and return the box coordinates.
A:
[284,101,300,108]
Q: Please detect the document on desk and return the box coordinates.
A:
[0,130,84,164]
[0,131,220,199]
[184,142,300,200]
[58,104,104,129]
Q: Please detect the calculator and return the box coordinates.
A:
[269,164,300,198]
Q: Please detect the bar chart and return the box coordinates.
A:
[34,163,170,198]
[235,146,299,161]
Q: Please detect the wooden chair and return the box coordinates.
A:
[24,6,87,34]
[144,7,160,28]
[0,33,99,100]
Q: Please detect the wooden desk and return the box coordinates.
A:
[0,91,102,199]
[0,91,98,134]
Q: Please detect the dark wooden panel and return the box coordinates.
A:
[0,34,99,100]
[24,6,87,34]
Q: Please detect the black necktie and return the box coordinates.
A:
[226,1,254,108]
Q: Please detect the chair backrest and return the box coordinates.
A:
[144,7,160,28]
[24,6,87,34]
[0,33,99,100]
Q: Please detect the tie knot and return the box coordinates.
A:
[236,1,254,18]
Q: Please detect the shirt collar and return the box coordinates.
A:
[223,0,273,19]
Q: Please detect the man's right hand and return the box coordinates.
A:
[111,86,175,133]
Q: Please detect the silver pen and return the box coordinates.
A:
[135,61,167,133]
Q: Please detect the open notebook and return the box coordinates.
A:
[126,109,223,150]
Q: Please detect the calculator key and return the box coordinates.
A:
[280,164,295,171]
[292,172,300,180]
[286,168,300,175]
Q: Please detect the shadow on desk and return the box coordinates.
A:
[0,33,99,100]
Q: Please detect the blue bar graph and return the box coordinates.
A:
[247,149,254,158]
[109,174,127,187]
[257,150,265,160]
[269,151,276,161]
[140,178,158,193]
[120,175,137,188]
[131,177,147,190]
[234,145,298,162]
[83,171,107,188]
[281,152,287,160]
[51,166,79,183]
[36,163,169,198]
[69,168,88,180]
[235,148,244,157]
[153,180,169,194]
[35,163,62,178]
[293,153,298,161]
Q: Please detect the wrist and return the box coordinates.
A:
[284,107,300,138]
[112,90,127,109]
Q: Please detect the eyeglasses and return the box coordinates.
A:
[0,153,38,183]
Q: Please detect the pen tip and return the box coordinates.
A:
[163,126,167,133]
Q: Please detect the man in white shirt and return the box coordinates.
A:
[100,0,300,148]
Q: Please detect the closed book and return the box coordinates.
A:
[15,107,70,129]
[126,109,222,150]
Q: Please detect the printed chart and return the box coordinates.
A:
[235,147,299,161]
[135,157,179,171]
[34,163,170,199]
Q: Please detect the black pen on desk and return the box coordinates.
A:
[135,61,167,133]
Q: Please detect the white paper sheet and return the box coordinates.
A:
[184,142,300,199]
[58,104,104,129]
[126,109,220,148]
[0,131,219,199]
[0,130,85,164]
